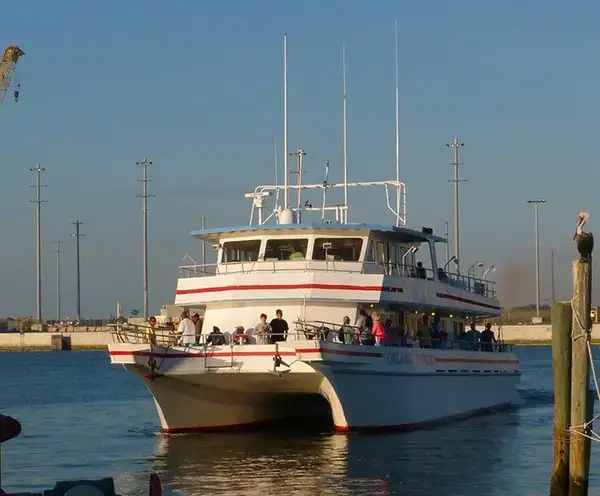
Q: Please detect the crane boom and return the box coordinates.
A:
[0,46,24,105]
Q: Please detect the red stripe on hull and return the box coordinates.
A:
[108,350,298,359]
[176,283,403,296]
[333,402,511,432]
[435,357,519,365]
[295,348,383,358]
[162,420,268,434]
[436,292,500,311]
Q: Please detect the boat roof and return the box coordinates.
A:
[190,223,447,243]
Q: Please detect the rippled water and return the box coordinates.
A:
[1,347,600,495]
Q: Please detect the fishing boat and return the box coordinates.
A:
[107,34,520,434]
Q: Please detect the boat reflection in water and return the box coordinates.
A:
[148,410,519,496]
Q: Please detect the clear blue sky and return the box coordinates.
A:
[1,0,597,318]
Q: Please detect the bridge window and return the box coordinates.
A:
[221,240,261,263]
[313,238,363,261]
[265,238,308,260]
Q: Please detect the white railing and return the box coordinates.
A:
[178,261,497,299]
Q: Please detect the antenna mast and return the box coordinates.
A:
[394,19,401,227]
[446,138,465,274]
[283,34,289,210]
[290,148,306,223]
[137,157,154,320]
[322,160,330,222]
[30,165,47,329]
[342,44,348,224]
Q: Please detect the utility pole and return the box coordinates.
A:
[30,166,47,329]
[527,199,546,320]
[71,220,85,322]
[55,240,62,321]
[137,157,154,320]
[446,139,465,274]
[290,148,306,224]
[551,249,556,302]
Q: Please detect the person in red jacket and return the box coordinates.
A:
[371,312,387,346]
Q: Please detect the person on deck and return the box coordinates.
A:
[177,311,196,346]
[339,316,356,344]
[417,314,432,348]
[371,312,387,346]
[355,308,372,346]
[269,309,289,343]
[480,322,497,352]
[254,313,271,344]
[146,316,157,346]
[192,313,203,344]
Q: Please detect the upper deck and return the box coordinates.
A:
[177,223,498,316]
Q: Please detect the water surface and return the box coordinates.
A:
[1,347,599,495]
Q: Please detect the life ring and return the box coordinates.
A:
[232,333,249,345]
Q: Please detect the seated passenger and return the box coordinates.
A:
[480,323,497,352]
[289,251,305,260]
[231,325,249,345]
[416,262,427,279]
[206,326,226,346]
[437,268,448,282]
[254,313,271,344]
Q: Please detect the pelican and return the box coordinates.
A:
[573,211,594,262]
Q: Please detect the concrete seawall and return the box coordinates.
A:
[0,331,114,351]
[0,323,598,350]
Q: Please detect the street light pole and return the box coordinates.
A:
[137,157,154,320]
[55,240,62,321]
[30,166,47,329]
[446,139,466,274]
[527,199,546,319]
[71,220,85,322]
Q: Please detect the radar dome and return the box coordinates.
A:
[278,208,296,225]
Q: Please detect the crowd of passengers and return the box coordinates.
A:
[145,309,500,352]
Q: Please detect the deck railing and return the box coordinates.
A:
[111,322,512,354]
[178,260,497,299]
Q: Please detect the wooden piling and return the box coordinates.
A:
[569,258,593,496]
[550,301,572,496]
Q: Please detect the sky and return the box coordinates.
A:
[0,0,598,318]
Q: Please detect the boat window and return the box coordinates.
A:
[313,238,363,261]
[221,240,261,263]
[265,238,309,261]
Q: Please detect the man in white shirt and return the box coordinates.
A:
[177,311,196,346]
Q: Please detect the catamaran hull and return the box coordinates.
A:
[110,343,520,433]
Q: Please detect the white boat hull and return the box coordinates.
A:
[109,341,520,433]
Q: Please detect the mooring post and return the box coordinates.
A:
[569,257,593,496]
[550,300,572,496]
